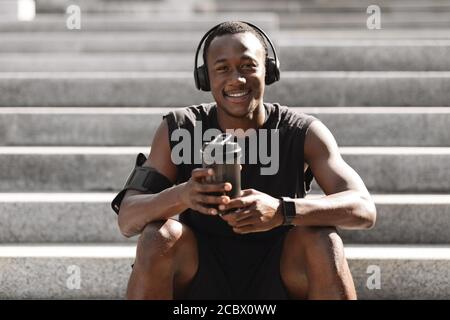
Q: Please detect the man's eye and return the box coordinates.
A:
[242,63,256,69]
[216,66,228,72]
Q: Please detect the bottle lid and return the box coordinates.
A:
[201,133,242,165]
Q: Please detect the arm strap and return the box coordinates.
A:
[111,153,174,214]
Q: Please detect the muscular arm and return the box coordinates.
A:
[291,120,376,230]
[117,119,188,238]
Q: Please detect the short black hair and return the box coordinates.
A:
[202,21,268,66]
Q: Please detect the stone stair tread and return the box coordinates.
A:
[0,192,449,244]
[0,71,449,107]
[0,146,448,193]
[0,243,449,299]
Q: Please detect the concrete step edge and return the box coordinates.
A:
[1,107,450,114]
[1,71,450,78]
[0,146,448,155]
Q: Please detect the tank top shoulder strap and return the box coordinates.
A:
[298,115,318,197]
[273,103,318,197]
[162,103,215,150]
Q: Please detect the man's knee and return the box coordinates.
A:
[136,219,185,268]
[288,226,344,256]
[285,226,349,286]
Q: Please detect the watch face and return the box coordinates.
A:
[285,199,296,221]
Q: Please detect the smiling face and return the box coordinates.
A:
[206,32,266,118]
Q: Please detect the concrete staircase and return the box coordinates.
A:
[0,0,449,299]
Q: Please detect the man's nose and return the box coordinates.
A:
[229,69,246,84]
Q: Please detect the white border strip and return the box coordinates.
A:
[340,147,450,155]
[0,244,449,260]
[0,147,148,154]
[0,245,136,258]
[0,193,116,202]
[345,245,450,260]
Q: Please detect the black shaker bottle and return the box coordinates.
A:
[201,133,242,215]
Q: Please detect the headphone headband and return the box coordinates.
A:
[194,21,280,91]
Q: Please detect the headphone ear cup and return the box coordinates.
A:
[194,67,201,90]
[265,57,280,85]
[195,65,211,91]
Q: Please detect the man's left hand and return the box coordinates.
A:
[219,189,284,234]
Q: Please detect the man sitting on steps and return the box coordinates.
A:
[112,21,376,300]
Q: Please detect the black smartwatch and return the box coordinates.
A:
[280,197,297,226]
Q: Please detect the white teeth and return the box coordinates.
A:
[226,90,249,97]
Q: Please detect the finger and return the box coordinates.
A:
[224,207,248,217]
[233,225,256,234]
[192,202,218,215]
[191,168,214,181]
[218,195,256,211]
[218,199,245,211]
[197,182,232,194]
[196,194,230,205]
[235,216,261,228]
[221,210,249,227]
[234,209,254,222]
[240,189,257,196]
[219,211,238,224]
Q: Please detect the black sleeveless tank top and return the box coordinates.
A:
[163,103,317,240]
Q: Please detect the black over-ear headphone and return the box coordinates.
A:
[194,21,280,91]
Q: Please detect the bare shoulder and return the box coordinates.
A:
[303,118,370,195]
[145,118,177,184]
[121,119,177,201]
[304,119,341,163]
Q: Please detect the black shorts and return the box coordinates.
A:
[182,230,291,300]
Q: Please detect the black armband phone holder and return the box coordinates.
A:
[111,153,174,214]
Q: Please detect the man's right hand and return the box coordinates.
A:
[179,168,232,215]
